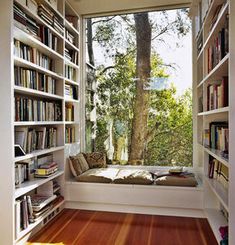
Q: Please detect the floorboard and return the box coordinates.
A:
[28,209,218,245]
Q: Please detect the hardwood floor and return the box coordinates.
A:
[29,209,218,245]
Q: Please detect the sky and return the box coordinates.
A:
[89,9,192,96]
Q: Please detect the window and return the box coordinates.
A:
[85,8,192,167]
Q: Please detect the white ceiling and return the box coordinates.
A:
[68,0,192,16]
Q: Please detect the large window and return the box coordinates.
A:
[85,8,192,166]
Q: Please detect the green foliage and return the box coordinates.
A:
[89,9,193,166]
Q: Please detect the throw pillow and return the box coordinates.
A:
[83,152,107,168]
[69,153,89,177]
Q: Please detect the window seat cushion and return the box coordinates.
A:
[155,174,198,187]
[76,168,120,183]
[113,169,153,185]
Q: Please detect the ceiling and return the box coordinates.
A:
[68,0,192,17]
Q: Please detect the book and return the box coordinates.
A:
[31,194,57,212]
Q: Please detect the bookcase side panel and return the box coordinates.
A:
[0,0,15,244]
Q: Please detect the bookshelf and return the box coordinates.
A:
[191,0,233,244]
[0,0,81,244]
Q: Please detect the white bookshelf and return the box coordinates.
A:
[191,0,232,243]
[0,0,82,243]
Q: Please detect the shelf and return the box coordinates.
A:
[205,208,228,244]
[65,19,79,36]
[65,59,79,69]
[65,78,79,86]
[65,38,79,52]
[205,177,228,212]
[14,86,63,100]
[14,26,64,60]
[14,56,64,80]
[15,198,64,242]
[65,121,79,125]
[204,2,229,50]
[14,146,64,162]
[197,53,229,88]
[64,98,79,103]
[204,146,229,168]
[15,0,64,40]
[65,142,79,146]
[14,121,63,126]
[15,171,64,198]
[197,106,229,116]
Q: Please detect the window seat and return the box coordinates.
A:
[65,166,204,218]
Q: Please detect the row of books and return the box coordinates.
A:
[207,20,229,73]
[65,65,76,81]
[15,126,57,154]
[14,66,56,94]
[65,48,78,65]
[208,156,228,189]
[15,96,62,122]
[65,29,75,45]
[65,84,78,100]
[39,25,59,52]
[15,159,35,186]
[203,122,229,158]
[14,39,53,71]
[65,127,76,144]
[207,77,228,111]
[38,4,64,35]
[65,103,74,121]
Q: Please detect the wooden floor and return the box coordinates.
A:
[29,209,218,245]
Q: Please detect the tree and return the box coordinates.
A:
[129,13,151,165]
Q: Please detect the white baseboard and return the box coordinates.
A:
[65,201,205,218]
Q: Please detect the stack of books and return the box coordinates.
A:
[15,96,62,121]
[38,4,64,35]
[35,161,58,178]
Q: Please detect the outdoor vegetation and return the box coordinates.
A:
[86,9,192,166]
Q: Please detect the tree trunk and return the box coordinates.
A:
[129,13,151,165]
[87,18,95,66]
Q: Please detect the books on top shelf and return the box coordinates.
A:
[14,39,53,71]
[207,77,228,111]
[38,4,64,36]
[14,3,60,52]
[14,66,56,94]
[65,83,78,100]
[15,126,57,154]
[14,95,62,122]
